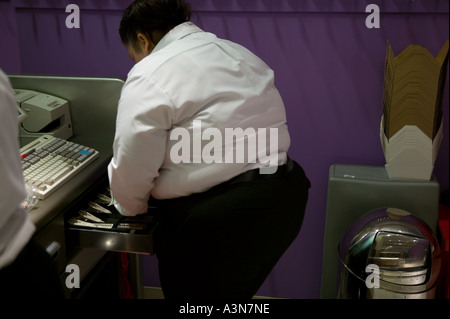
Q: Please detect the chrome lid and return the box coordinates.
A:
[338,208,441,292]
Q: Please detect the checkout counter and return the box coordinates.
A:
[9,75,157,299]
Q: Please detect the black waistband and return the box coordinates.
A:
[225,157,294,186]
[148,158,300,209]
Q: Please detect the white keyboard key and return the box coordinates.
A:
[46,165,74,185]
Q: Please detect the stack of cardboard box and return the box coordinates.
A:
[381,41,448,181]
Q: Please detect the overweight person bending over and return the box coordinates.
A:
[108,0,311,299]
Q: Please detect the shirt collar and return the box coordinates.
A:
[152,22,203,54]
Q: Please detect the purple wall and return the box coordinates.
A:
[1,0,448,298]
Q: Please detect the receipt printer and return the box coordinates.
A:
[15,89,73,143]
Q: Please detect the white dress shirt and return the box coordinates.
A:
[0,70,35,269]
[108,22,290,216]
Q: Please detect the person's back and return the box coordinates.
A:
[118,21,291,200]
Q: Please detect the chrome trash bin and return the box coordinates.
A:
[338,208,441,299]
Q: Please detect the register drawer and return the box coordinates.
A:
[67,225,156,255]
[65,184,157,255]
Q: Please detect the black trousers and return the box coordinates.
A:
[151,160,311,299]
[0,238,64,299]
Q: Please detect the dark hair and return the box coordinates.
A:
[119,0,191,48]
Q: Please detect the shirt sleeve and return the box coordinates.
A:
[0,70,28,227]
[108,74,173,216]
[0,69,35,268]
